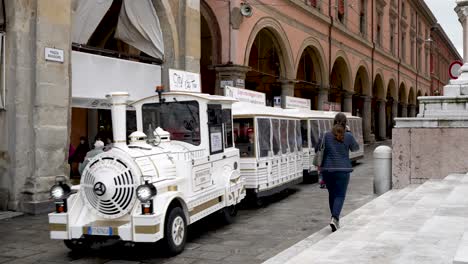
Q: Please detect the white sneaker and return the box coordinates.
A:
[330,217,340,232]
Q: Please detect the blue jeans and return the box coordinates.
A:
[322,171,350,220]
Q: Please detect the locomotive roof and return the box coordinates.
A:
[131,91,238,106]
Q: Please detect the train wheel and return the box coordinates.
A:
[164,207,187,255]
[63,239,91,252]
[221,205,238,224]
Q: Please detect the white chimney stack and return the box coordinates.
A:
[106,92,129,148]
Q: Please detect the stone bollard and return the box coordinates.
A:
[373,146,392,195]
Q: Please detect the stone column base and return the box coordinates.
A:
[213,64,251,95]
[21,200,55,215]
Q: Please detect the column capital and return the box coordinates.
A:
[343,90,355,98]
[361,95,372,102]
[400,102,408,107]
[213,64,251,74]
[376,98,387,103]
[278,79,297,85]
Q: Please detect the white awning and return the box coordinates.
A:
[71,0,164,59]
[72,0,113,44]
[71,51,161,109]
[114,0,164,59]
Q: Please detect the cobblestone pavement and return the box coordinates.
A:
[0,141,390,264]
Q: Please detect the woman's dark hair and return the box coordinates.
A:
[332,113,347,142]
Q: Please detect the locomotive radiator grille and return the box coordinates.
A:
[81,156,138,219]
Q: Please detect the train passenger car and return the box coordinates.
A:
[48,91,245,254]
[284,109,365,182]
[232,102,304,200]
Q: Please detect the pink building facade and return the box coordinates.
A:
[200,0,462,143]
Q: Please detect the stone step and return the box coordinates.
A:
[265,173,468,264]
[454,232,468,264]
[262,184,421,264]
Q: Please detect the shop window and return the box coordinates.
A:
[222,109,233,148]
[288,120,296,152]
[280,120,288,154]
[301,120,308,148]
[258,118,271,158]
[142,101,201,146]
[234,118,255,157]
[272,119,281,155]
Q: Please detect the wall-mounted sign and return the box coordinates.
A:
[285,96,311,110]
[169,69,201,93]
[235,79,245,88]
[323,102,341,111]
[220,80,234,88]
[225,86,266,105]
[45,47,64,63]
[273,96,281,108]
[449,60,463,79]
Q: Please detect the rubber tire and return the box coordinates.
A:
[63,239,90,252]
[221,205,238,225]
[163,207,187,255]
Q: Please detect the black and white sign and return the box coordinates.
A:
[45,48,64,63]
[169,69,201,93]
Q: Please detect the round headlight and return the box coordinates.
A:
[50,185,65,200]
[136,183,157,202]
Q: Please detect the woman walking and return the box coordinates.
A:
[316,113,359,232]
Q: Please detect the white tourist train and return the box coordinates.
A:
[48,89,245,254]
[228,87,364,201]
[284,108,365,182]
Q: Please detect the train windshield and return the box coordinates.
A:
[142,101,201,146]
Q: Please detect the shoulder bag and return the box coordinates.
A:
[313,133,326,167]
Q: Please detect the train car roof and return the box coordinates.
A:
[131,91,238,106]
[232,102,301,119]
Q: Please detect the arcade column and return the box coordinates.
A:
[378,99,387,140]
[318,88,329,110]
[408,104,416,117]
[362,96,375,143]
[280,79,295,108]
[392,100,399,125]
[343,91,354,113]
[214,64,251,96]
[401,103,408,117]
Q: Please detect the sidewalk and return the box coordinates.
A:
[0,211,23,221]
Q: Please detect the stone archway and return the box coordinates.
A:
[295,44,326,109]
[200,0,221,95]
[330,55,353,112]
[352,65,371,142]
[372,74,386,140]
[398,82,408,117]
[245,28,288,106]
[386,79,398,138]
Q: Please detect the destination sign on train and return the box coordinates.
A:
[225,86,266,105]
[169,68,201,93]
[285,96,311,110]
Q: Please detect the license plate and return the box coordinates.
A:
[87,226,113,236]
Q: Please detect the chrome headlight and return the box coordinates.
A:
[50,176,71,200]
[136,181,157,202]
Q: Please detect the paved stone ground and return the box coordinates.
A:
[0,141,390,264]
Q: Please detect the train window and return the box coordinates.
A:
[310,120,319,148]
[319,119,326,135]
[223,109,233,148]
[296,120,302,151]
[280,119,288,154]
[288,120,296,152]
[258,118,271,158]
[142,101,201,146]
[272,119,281,155]
[234,118,255,157]
[301,120,308,148]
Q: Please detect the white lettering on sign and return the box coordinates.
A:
[285,96,311,109]
[323,102,341,111]
[235,79,245,88]
[224,86,266,105]
[220,80,234,88]
[169,69,201,93]
[45,48,64,63]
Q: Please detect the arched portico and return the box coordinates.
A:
[200,0,221,95]
[398,83,408,117]
[294,40,327,109]
[386,79,398,138]
[372,74,386,140]
[330,54,353,113]
[352,65,372,142]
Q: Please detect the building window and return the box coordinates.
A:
[359,0,366,36]
[418,45,422,72]
[338,0,345,23]
[410,37,415,65]
[376,12,383,46]
[401,1,406,18]
[308,0,317,8]
[401,32,406,61]
[390,23,395,55]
